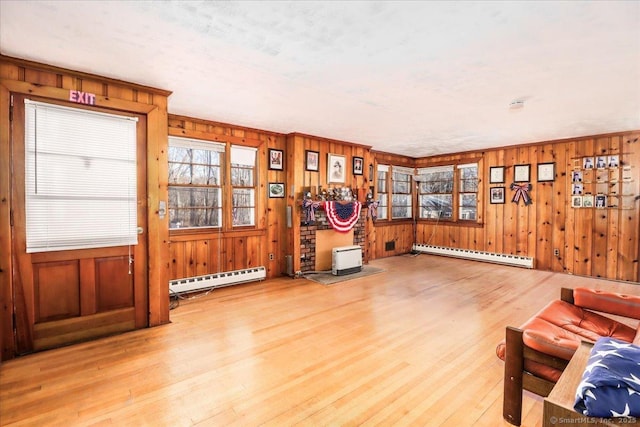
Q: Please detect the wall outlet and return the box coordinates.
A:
[269,253,274,261]
[553,248,560,257]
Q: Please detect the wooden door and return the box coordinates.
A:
[10,95,148,354]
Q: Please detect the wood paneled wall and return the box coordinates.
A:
[167,115,288,279]
[415,132,640,282]
[0,55,171,360]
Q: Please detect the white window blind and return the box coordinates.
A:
[25,100,138,253]
[169,136,225,152]
[230,145,257,166]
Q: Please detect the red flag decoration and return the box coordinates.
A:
[324,201,362,232]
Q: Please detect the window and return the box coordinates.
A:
[230,145,256,226]
[168,138,258,230]
[418,166,454,219]
[24,100,138,253]
[168,137,223,229]
[417,162,478,221]
[458,163,478,220]
[392,167,413,219]
[376,165,389,220]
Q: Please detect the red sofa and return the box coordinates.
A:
[496,287,640,426]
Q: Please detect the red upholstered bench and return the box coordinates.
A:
[496,287,640,426]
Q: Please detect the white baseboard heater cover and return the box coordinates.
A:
[332,245,363,276]
[169,266,266,295]
[412,244,534,269]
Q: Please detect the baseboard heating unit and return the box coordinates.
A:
[332,245,363,276]
[169,266,266,295]
[412,244,534,269]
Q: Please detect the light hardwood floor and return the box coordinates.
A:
[1,254,638,426]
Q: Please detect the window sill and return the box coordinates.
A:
[417,219,484,228]
[169,227,265,240]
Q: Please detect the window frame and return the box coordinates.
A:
[391,166,413,219]
[230,145,257,228]
[168,136,224,230]
[417,161,480,224]
[375,164,415,222]
[168,137,259,233]
[376,164,389,220]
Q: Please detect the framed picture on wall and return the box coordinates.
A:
[353,157,364,175]
[268,149,284,170]
[489,166,505,184]
[268,182,285,198]
[490,187,505,204]
[327,153,346,183]
[571,195,582,208]
[305,150,319,172]
[514,164,530,182]
[537,162,555,182]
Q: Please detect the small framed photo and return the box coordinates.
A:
[572,183,583,195]
[268,182,285,198]
[490,187,505,204]
[608,155,619,168]
[514,164,531,182]
[582,194,594,208]
[571,195,582,208]
[327,153,346,183]
[305,150,319,172]
[571,170,583,182]
[537,162,555,182]
[595,194,607,209]
[489,166,505,184]
[595,156,607,169]
[268,149,284,170]
[353,156,364,175]
[583,157,594,169]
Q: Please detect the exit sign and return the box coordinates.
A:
[69,90,96,105]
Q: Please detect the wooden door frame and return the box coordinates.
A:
[0,79,170,361]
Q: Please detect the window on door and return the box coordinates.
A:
[24,100,138,252]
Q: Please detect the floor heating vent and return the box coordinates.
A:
[412,244,534,269]
[169,266,266,295]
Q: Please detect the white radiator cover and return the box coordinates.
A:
[412,244,534,269]
[332,245,363,276]
[169,266,266,295]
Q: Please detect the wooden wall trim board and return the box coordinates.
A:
[0,80,12,361]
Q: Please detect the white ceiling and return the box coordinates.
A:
[1,1,639,157]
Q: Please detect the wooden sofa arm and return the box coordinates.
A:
[570,287,640,320]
